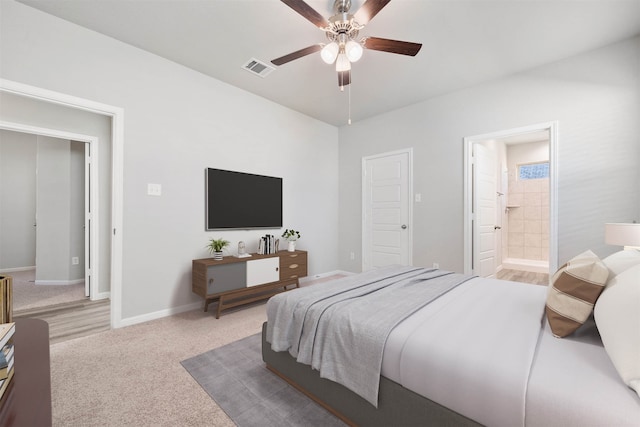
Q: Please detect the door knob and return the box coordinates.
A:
[401,224,407,229]
[494,226,502,230]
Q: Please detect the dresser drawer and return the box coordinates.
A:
[280,251,307,280]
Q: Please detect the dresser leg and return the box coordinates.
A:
[216,296,224,319]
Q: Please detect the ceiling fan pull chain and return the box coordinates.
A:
[348,78,352,125]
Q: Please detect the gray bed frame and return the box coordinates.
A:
[261,323,482,426]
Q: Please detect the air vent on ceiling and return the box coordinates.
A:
[242,58,275,78]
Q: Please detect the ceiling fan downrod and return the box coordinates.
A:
[334,0,351,14]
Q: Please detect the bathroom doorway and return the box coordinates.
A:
[463,122,558,281]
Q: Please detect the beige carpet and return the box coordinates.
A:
[51,303,267,426]
[50,274,349,426]
[9,269,86,312]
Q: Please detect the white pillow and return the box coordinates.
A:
[602,249,640,278]
[594,263,640,398]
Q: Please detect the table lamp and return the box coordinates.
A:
[605,223,640,250]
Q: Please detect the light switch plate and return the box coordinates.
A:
[147,183,162,196]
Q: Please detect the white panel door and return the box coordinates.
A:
[246,257,279,287]
[473,144,497,278]
[363,149,411,271]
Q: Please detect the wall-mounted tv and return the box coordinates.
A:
[205,168,283,230]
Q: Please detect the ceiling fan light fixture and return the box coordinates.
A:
[345,39,363,62]
[335,52,351,72]
[321,42,339,64]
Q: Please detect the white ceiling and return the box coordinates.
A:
[16,0,640,126]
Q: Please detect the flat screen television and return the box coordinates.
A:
[205,168,283,230]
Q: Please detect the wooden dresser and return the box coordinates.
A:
[0,318,52,426]
[192,250,307,318]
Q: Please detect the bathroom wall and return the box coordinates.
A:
[506,140,549,263]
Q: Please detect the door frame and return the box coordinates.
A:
[463,122,558,275]
[1,78,125,328]
[361,148,413,271]
[1,121,99,297]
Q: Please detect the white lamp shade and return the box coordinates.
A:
[605,223,640,248]
[345,40,363,62]
[335,52,351,72]
[321,42,339,64]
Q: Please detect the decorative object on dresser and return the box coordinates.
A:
[257,234,279,255]
[236,241,251,258]
[281,228,301,252]
[206,238,230,261]
[0,277,12,324]
[192,250,307,318]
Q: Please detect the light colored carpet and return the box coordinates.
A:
[182,333,345,427]
[50,274,348,426]
[51,303,268,426]
[9,269,86,312]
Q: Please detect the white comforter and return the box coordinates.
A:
[383,276,640,427]
[383,276,547,427]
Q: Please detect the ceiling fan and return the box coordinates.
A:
[271,0,422,89]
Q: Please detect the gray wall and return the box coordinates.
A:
[0,130,86,282]
[36,136,72,282]
[0,130,37,269]
[338,36,640,272]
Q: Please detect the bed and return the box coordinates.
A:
[261,255,640,427]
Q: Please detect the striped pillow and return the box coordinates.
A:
[545,250,609,338]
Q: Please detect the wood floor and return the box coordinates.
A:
[14,298,110,345]
[497,269,549,286]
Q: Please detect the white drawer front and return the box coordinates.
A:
[246,257,279,287]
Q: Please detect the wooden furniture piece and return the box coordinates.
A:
[0,318,52,427]
[192,250,307,318]
[0,276,12,323]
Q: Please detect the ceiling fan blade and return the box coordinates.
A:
[353,0,391,26]
[363,37,422,56]
[337,70,351,87]
[271,44,323,66]
[281,0,329,28]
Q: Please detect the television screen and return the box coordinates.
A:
[205,168,283,230]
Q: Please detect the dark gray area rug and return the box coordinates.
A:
[181,333,346,427]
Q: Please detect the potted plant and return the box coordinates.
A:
[281,229,301,252]
[207,238,230,260]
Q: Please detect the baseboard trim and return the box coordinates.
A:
[34,278,85,286]
[117,301,202,328]
[0,266,35,274]
[92,292,110,301]
[117,271,354,329]
[299,270,354,285]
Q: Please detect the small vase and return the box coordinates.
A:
[213,251,223,260]
[287,241,296,252]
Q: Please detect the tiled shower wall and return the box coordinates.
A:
[507,176,549,261]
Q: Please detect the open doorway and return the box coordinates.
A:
[463,122,558,283]
[0,126,99,312]
[1,79,124,330]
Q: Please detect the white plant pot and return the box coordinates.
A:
[287,241,296,252]
[213,251,223,260]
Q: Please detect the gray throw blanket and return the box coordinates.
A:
[266,265,474,407]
